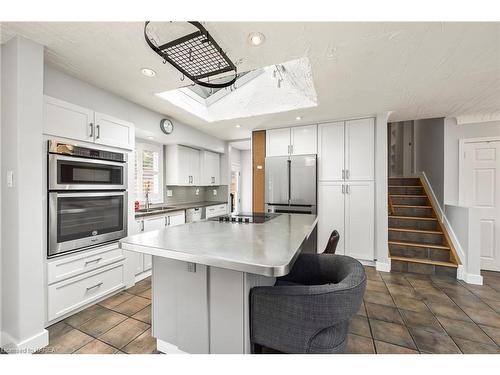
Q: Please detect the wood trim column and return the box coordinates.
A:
[252,130,266,213]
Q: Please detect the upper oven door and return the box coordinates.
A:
[49,154,127,190]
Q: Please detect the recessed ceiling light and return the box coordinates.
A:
[296,116,302,121]
[248,32,265,47]
[141,68,156,77]
[147,136,155,140]
[235,124,241,128]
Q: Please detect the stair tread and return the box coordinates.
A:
[389,215,438,221]
[390,256,458,268]
[389,227,443,234]
[388,185,423,188]
[389,194,427,198]
[388,240,450,250]
[393,204,432,208]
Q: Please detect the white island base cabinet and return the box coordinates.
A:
[152,257,275,354]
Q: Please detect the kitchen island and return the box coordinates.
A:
[119,213,317,354]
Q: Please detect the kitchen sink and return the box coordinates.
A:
[136,206,176,213]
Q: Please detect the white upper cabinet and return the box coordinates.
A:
[43,96,134,150]
[345,118,375,181]
[43,96,94,142]
[200,151,220,186]
[166,145,201,186]
[318,118,374,181]
[266,128,291,157]
[318,122,344,181]
[290,125,318,155]
[94,112,134,150]
[266,124,317,157]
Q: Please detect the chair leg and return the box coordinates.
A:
[252,343,263,354]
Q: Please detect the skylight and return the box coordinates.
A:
[156,57,318,122]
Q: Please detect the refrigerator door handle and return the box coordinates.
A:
[287,159,291,203]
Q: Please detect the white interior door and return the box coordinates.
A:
[461,140,500,271]
[345,118,375,180]
[318,122,344,181]
[318,182,345,254]
[344,181,375,261]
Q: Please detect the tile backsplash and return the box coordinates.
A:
[165,185,228,205]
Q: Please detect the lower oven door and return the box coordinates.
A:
[266,204,317,215]
[48,191,128,257]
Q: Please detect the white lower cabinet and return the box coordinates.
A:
[132,210,186,276]
[205,204,228,219]
[46,244,127,323]
[318,181,374,261]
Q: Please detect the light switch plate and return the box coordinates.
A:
[7,171,13,187]
[195,188,200,195]
[213,189,217,196]
[167,190,173,197]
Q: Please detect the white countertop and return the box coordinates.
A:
[119,213,317,276]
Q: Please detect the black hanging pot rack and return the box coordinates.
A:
[144,21,238,89]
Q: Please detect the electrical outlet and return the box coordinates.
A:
[167,190,173,197]
[195,188,200,195]
[6,171,13,188]
[213,189,217,196]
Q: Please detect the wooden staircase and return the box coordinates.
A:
[388,177,460,277]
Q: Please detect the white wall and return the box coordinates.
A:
[43,64,225,153]
[1,36,47,351]
[240,150,252,213]
[444,117,500,206]
[414,118,445,208]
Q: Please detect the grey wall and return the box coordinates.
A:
[444,117,500,206]
[414,118,445,208]
[165,186,228,206]
[1,37,47,350]
[43,64,226,153]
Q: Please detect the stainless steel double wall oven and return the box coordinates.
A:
[47,140,128,258]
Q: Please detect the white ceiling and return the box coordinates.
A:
[1,22,499,140]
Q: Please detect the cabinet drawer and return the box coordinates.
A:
[47,244,125,285]
[48,262,125,321]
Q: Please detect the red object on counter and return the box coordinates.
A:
[134,200,140,211]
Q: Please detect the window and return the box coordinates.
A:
[135,141,163,203]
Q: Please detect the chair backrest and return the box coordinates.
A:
[324,230,340,254]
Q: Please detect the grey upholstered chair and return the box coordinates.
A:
[250,253,366,354]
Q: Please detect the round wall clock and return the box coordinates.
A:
[160,118,174,135]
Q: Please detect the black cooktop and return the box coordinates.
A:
[211,212,281,224]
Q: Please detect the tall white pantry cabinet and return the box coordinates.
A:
[317,118,375,261]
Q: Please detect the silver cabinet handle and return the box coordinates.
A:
[165,216,168,226]
[346,169,350,180]
[291,145,294,154]
[85,257,102,265]
[168,216,171,226]
[346,184,350,194]
[141,221,145,232]
[342,184,345,194]
[86,282,103,291]
[89,123,94,138]
[96,124,101,139]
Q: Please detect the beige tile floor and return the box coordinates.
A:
[36,277,157,354]
[3,266,500,354]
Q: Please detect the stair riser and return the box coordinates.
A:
[389,245,451,262]
[391,196,429,206]
[393,206,435,218]
[389,217,439,231]
[388,178,420,186]
[389,230,445,245]
[389,186,423,195]
[391,260,457,277]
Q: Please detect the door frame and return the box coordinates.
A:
[458,136,500,206]
[231,163,241,214]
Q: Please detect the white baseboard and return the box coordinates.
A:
[1,329,48,354]
[457,265,483,285]
[376,261,391,273]
[157,339,188,354]
[358,259,376,267]
[135,269,152,283]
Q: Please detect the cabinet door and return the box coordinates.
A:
[210,152,220,185]
[94,112,134,150]
[178,146,192,185]
[128,220,144,275]
[318,122,344,181]
[317,182,345,254]
[345,118,375,181]
[290,125,317,155]
[266,128,291,157]
[43,96,94,142]
[143,216,165,232]
[344,181,374,261]
[168,211,186,226]
[189,148,201,185]
[200,151,220,186]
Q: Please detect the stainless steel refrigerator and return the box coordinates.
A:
[265,154,317,214]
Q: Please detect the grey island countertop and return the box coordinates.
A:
[120,213,318,276]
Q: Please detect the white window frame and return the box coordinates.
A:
[135,140,164,204]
